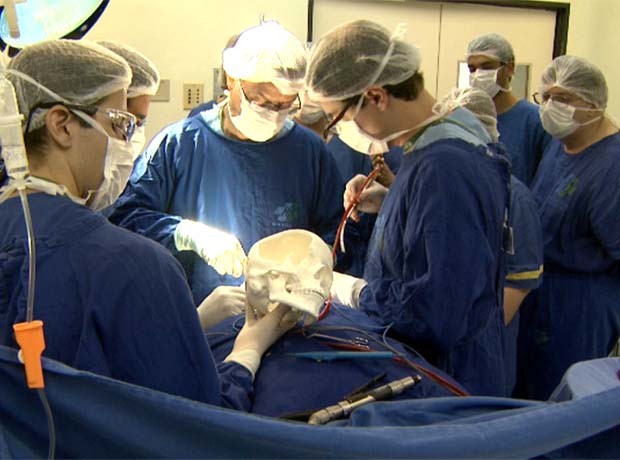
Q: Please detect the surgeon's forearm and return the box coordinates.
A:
[503,287,530,325]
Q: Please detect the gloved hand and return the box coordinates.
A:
[224,301,298,379]
[197,285,245,329]
[370,154,396,188]
[330,271,367,309]
[344,174,389,222]
[174,219,246,278]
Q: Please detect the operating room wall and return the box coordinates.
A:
[85,0,307,141]
[540,0,620,117]
[85,0,620,141]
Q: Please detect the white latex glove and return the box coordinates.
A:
[197,285,245,329]
[174,219,246,278]
[344,174,389,222]
[224,301,298,379]
[330,271,367,309]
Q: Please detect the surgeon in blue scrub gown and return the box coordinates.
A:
[467,33,551,186]
[307,21,510,396]
[423,86,544,396]
[294,97,403,277]
[0,39,295,410]
[110,22,354,306]
[516,56,620,400]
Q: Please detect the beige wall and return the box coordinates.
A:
[536,0,620,115]
[84,0,620,139]
[85,0,307,140]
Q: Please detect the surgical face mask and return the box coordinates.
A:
[130,125,146,157]
[73,111,136,211]
[539,99,602,139]
[336,120,395,155]
[228,82,289,142]
[336,96,442,155]
[469,68,505,99]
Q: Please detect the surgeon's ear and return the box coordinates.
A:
[225,74,235,92]
[365,86,389,112]
[43,105,77,149]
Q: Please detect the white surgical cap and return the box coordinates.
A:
[436,87,499,142]
[466,33,514,63]
[306,20,420,102]
[97,40,160,98]
[222,21,306,95]
[540,55,608,109]
[7,39,131,132]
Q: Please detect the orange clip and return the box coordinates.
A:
[13,320,46,388]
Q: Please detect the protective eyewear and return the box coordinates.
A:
[239,82,301,114]
[532,92,579,106]
[26,102,137,141]
[322,100,355,141]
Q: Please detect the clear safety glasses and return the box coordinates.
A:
[239,82,301,114]
[26,102,137,141]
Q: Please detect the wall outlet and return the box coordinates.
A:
[183,83,204,110]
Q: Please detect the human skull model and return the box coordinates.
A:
[245,229,333,324]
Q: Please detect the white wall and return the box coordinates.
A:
[85,0,620,139]
[313,0,442,95]
[437,2,555,101]
[85,0,307,140]
[536,0,620,116]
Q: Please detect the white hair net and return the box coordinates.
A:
[435,87,499,142]
[222,21,306,95]
[540,55,608,109]
[466,33,514,63]
[7,39,131,133]
[306,20,421,102]
[97,41,160,98]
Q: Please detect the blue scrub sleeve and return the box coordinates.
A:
[91,239,253,409]
[505,178,544,290]
[109,132,184,252]
[589,170,620,260]
[363,157,500,350]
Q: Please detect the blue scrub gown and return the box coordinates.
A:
[326,136,404,277]
[0,193,253,409]
[503,174,544,395]
[516,133,620,400]
[207,304,466,417]
[109,107,354,304]
[360,109,511,396]
[497,100,552,186]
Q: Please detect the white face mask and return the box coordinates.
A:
[539,99,602,139]
[469,68,506,99]
[336,95,442,155]
[228,81,290,142]
[73,111,136,211]
[337,120,396,155]
[130,125,146,157]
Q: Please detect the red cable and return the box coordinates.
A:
[325,342,468,397]
[319,166,382,322]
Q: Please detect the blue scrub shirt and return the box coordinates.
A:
[516,133,620,400]
[109,107,358,304]
[0,193,253,409]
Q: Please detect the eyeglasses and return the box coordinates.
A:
[27,102,137,141]
[239,82,301,114]
[532,92,578,106]
[322,100,355,141]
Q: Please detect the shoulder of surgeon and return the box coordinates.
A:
[52,195,187,282]
[142,107,327,154]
